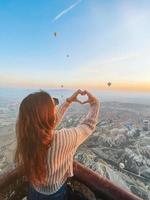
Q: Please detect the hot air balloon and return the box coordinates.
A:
[66,54,70,58]
[107,82,112,87]
[119,162,125,169]
[61,85,64,88]
[54,32,57,37]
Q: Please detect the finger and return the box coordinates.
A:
[76,90,85,97]
[78,89,84,95]
[75,99,83,104]
[81,100,90,104]
[84,90,95,99]
[80,89,87,95]
[81,90,86,95]
[84,90,91,97]
[71,90,80,99]
[74,89,82,96]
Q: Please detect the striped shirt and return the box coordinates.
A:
[33,98,100,194]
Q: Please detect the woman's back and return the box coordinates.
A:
[15,89,100,199]
[34,96,100,195]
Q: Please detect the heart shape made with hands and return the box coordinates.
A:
[76,93,89,104]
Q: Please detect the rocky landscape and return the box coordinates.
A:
[0,99,150,199]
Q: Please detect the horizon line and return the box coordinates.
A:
[0,85,150,93]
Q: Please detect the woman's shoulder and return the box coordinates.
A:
[54,127,77,139]
[53,128,77,150]
[54,128,71,135]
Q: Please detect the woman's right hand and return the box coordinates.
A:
[82,90,98,105]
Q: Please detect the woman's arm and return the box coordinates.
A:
[63,91,100,149]
[74,96,100,147]
[54,101,71,128]
[80,98,100,130]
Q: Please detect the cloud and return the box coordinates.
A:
[76,52,150,87]
[79,53,140,73]
[52,0,82,22]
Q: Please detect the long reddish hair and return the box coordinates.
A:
[15,91,55,186]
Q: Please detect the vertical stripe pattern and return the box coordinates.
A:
[33,99,100,195]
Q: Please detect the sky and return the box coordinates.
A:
[0,0,150,91]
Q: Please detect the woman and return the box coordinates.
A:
[15,89,100,200]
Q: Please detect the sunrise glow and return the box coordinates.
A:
[0,1,150,92]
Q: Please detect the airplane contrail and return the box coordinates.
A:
[52,0,82,22]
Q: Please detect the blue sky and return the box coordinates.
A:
[0,0,150,90]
